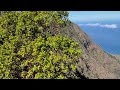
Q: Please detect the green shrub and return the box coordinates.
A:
[0,11,82,79]
[0,11,69,40]
[0,35,82,79]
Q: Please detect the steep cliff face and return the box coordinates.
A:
[60,22,120,79]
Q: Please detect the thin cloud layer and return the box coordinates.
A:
[79,23,118,29]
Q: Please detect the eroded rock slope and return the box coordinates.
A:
[60,23,120,79]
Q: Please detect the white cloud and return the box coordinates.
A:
[86,23,100,26]
[100,24,117,28]
[79,23,118,29]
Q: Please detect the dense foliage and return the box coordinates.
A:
[0,11,82,79]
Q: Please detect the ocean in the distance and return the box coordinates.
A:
[74,20,120,55]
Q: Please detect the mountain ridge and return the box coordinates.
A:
[60,22,120,79]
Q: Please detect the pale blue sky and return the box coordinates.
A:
[68,11,120,22]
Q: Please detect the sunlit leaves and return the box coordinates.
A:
[16,35,82,79]
[0,11,82,79]
[0,34,82,79]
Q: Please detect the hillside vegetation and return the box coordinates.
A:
[0,11,82,79]
[1,11,120,79]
